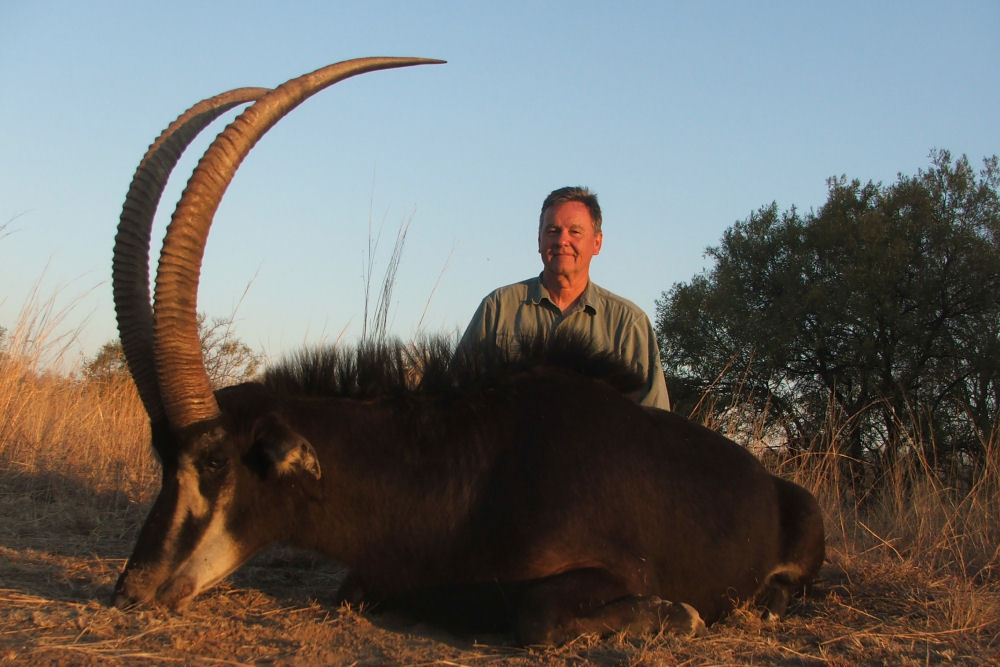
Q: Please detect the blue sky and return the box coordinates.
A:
[2,1,998,367]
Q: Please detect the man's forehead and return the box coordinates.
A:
[541,201,595,227]
[543,219,590,229]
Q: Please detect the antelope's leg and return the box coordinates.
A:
[514,568,706,645]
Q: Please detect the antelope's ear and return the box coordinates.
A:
[249,413,322,480]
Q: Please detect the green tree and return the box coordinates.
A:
[85,313,263,389]
[656,151,1000,475]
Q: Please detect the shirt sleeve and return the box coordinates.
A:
[623,315,671,411]
[458,294,494,352]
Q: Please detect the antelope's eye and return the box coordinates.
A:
[200,453,229,473]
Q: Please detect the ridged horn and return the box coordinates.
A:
[114,88,269,429]
[152,57,445,429]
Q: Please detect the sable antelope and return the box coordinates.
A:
[111,58,825,645]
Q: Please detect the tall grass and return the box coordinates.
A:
[0,288,155,507]
[721,405,1000,644]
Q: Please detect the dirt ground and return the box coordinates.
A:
[1,469,997,666]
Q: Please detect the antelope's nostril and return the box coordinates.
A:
[158,576,198,611]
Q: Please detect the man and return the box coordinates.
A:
[460,186,670,410]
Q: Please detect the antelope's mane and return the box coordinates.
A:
[262,333,645,400]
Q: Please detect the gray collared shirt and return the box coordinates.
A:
[460,276,671,410]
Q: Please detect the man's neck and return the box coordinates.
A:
[542,270,588,313]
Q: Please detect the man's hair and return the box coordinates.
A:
[539,186,603,234]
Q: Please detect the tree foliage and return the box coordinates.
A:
[85,313,263,389]
[656,150,1000,474]
[84,339,129,381]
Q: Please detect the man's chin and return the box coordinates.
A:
[545,257,577,269]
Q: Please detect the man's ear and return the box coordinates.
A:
[250,413,321,480]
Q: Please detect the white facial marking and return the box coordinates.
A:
[162,478,246,606]
[173,514,243,596]
[147,454,247,607]
[177,460,210,519]
[154,457,211,562]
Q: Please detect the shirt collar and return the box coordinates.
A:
[531,274,598,314]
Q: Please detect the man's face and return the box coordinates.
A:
[538,201,603,281]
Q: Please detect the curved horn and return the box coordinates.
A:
[153,57,445,429]
[114,87,269,427]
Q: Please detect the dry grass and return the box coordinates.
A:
[1,305,998,665]
[0,354,155,507]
